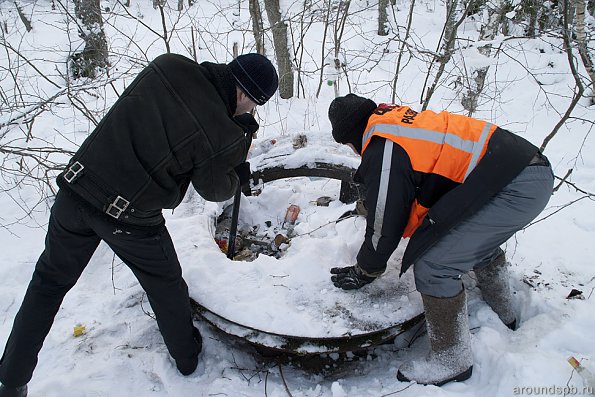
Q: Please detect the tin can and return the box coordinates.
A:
[283,204,300,226]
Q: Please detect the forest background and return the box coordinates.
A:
[1,0,595,396]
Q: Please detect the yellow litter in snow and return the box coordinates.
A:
[73,325,86,337]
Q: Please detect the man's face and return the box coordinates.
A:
[346,143,360,155]
[235,88,257,116]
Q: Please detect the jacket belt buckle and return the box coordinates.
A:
[106,196,130,219]
[64,161,84,183]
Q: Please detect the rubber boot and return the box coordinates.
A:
[397,289,473,386]
[474,252,517,330]
[0,384,27,397]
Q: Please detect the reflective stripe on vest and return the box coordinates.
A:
[371,140,394,249]
[362,121,493,182]
[360,107,496,237]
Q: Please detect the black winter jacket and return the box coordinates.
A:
[57,53,252,226]
[355,127,538,276]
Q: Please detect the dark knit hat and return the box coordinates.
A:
[228,54,279,106]
[328,94,377,154]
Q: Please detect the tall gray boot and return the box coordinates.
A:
[474,252,517,330]
[397,289,473,386]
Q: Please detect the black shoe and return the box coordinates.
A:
[175,326,203,376]
[0,384,27,397]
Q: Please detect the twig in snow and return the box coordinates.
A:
[139,293,155,320]
[277,361,293,397]
[228,353,268,385]
[379,381,416,396]
[293,214,359,238]
[111,254,122,295]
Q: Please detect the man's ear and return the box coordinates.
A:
[237,87,247,101]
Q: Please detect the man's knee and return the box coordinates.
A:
[414,260,464,298]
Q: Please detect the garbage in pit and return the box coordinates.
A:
[214,194,371,261]
[214,201,323,260]
[185,133,424,355]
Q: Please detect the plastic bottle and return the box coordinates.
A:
[568,356,595,395]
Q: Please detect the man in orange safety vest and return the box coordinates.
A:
[328,94,553,386]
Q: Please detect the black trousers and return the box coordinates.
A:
[0,190,199,387]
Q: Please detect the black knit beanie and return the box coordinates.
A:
[328,94,377,154]
[228,54,279,105]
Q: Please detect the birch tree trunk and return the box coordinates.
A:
[575,0,595,104]
[421,0,464,110]
[462,0,501,115]
[264,0,294,98]
[71,0,109,78]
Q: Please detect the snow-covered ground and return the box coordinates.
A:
[1,0,595,396]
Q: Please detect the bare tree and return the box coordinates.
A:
[290,0,315,98]
[331,0,351,97]
[462,0,503,115]
[264,0,294,98]
[391,0,415,102]
[316,0,351,98]
[249,0,265,55]
[14,1,33,32]
[315,0,333,98]
[378,0,389,36]
[574,0,594,104]
[71,0,109,78]
[540,0,586,152]
[420,0,475,110]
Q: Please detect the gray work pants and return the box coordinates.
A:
[413,164,554,297]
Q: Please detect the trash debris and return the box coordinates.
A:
[214,204,294,261]
[566,289,585,300]
[73,324,86,337]
[568,356,595,393]
[271,234,290,252]
[292,134,308,149]
[283,204,300,227]
[314,196,333,207]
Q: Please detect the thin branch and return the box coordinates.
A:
[540,0,586,152]
[277,362,293,397]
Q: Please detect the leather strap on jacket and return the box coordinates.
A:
[58,161,163,226]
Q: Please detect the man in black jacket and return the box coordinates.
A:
[328,94,553,387]
[0,53,278,397]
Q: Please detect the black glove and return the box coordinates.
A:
[330,264,377,290]
[234,161,251,187]
[234,113,259,137]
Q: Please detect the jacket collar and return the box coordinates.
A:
[200,61,237,116]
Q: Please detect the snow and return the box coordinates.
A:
[1,0,595,396]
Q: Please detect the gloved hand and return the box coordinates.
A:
[330,264,377,290]
[234,113,259,137]
[234,161,251,187]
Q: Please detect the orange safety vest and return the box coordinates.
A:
[360,104,497,237]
